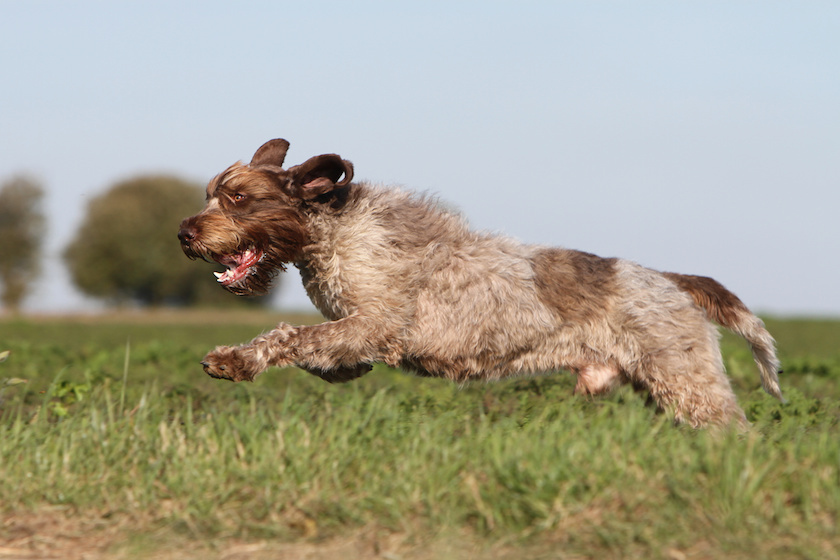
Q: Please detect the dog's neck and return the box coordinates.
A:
[294,183,370,320]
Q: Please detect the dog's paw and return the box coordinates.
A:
[201,345,262,382]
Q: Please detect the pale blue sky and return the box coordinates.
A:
[1,1,838,315]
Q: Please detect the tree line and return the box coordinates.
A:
[0,174,270,312]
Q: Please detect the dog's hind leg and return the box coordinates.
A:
[629,344,748,429]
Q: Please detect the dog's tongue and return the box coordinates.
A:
[214,249,262,285]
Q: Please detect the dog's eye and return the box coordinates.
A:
[233,193,246,202]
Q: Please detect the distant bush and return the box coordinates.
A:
[0,176,45,311]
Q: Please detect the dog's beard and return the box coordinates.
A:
[180,241,282,296]
[213,247,263,285]
[208,245,291,296]
[211,247,272,295]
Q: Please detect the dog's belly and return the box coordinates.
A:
[401,299,585,382]
[398,338,604,382]
[396,245,620,381]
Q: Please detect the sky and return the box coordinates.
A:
[1,1,838,316]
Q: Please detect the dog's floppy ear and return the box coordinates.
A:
[288,154,354,199]
[250,139,291,168]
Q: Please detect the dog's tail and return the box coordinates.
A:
[664,272,784,401]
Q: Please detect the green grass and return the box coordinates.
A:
[0,313,838,559]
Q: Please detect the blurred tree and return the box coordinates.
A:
[0,176,45,312]
[64,175,269,307]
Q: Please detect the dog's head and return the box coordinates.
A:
[177,139,354,295]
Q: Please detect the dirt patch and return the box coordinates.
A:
[2,507,120,559]
[0,509,543,560]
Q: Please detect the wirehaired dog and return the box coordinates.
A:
[178,138,783,428]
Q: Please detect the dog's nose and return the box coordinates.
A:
[178,225,197,243]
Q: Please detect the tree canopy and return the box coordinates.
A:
[64,175,268,307]
[0,176,45,311]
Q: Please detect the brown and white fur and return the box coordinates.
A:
[178,138,783,429]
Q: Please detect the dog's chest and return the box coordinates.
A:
[297,259,351,320]
[296,214,399,321]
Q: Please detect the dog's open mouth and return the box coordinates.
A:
[213,248,264,287]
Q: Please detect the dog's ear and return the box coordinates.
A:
[287,154,354,199]
[250,139,291,168]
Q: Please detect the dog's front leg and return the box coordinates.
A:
[298,363,373,383]
[201,322,299,382]
[285,315,397,382]
[201,316,391,383]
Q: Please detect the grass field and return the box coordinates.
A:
[1,311,838,559]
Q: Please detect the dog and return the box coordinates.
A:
[178,138,783,428]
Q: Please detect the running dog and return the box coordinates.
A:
[178,138,783,428]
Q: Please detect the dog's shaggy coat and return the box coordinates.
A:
[178,138,783,428]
